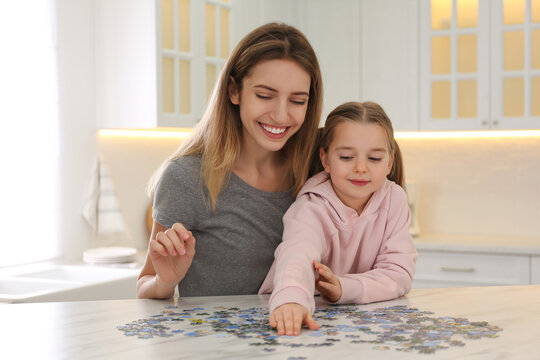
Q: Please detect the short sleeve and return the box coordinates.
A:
[152,156,207,230]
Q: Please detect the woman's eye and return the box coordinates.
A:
[291,99,306,105]
[256,94,271,100]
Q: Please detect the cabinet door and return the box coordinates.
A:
[413,250,530,288]
[420,0,490,130]
[157,0,232,127]
[490,0,540,129]
[420,0,540,130]
[532,256,540,284]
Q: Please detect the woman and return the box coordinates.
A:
[137,23,323,299]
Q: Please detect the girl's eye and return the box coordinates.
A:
[339,156,353,161]
[369,157,382,162]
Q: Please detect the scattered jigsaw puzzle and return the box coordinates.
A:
[117,304,502,355]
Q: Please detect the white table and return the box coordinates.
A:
[2,285,539,359]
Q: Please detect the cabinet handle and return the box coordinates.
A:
[441,266,475,273]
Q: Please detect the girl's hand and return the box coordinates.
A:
[314,261,342,302]
[148,223,196,288]
[269,303,319,336]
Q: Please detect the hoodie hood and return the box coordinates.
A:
[298,171,394,227]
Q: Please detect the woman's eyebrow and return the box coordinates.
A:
[253,84,309,96]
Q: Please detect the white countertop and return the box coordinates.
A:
[414,233,540,255]
[1,285,539,359]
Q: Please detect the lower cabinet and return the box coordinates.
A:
[413,249,532,289]
[531,256,540,285]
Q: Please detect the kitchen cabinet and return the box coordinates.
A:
[94,0,158,129]
[419,0,540,130]
[413,235,540,288]
[157,0,232,127]
[94,0,539,131]
[232,0,363,127]
[413,249,531,288]
[532,255,540,284]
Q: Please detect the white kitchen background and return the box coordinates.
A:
[0,0,539,299]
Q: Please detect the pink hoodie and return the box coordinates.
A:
[259,171,417,314]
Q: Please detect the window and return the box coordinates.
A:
[420,0,540,130]
[0,0,60,266]
[157,0,232,127]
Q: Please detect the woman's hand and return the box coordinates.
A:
[148,222,196,288]
[270,303,319,336]
[314,261,342,303]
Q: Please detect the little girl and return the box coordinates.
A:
[259,101,417,336]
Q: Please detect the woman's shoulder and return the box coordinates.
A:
[159,155,202,190]
[164,154,201,177]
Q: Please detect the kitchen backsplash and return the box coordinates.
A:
[97,130,540,250]
[398,135,540,238]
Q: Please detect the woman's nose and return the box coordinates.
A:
[272,99,289,124]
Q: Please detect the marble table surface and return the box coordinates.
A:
[2,285,539,359]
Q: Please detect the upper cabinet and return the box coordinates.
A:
[158,0,232,127]
[94,0,538,131]
[420,0,540,130]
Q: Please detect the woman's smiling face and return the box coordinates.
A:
[229,58,311,154]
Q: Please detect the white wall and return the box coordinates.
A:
[56,0,96,261]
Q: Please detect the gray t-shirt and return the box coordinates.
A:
[153,155,294,297]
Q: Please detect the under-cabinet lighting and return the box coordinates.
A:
[97,128,193,139]
[395,130,540,139]
[98,128,540,140]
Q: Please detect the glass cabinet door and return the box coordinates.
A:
[491,0,540,129]
[420,0,540,130]
[157,0,232,127]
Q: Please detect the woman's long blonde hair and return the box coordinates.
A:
[310,101,405,188]
[149,23,323,209]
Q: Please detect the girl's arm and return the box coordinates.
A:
[336,188,417,305]
[136,220,196,299]
[266,196,329,314]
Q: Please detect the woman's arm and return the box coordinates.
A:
[136,220,196,299]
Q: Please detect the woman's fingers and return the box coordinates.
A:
[149,237,167,257]
[184,231,196,257]
[151,223,195,258]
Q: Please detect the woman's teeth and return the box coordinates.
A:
[261,124,286,134]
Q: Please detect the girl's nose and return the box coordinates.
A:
[353,160,367,173]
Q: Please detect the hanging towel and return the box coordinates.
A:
[82,156,127,235]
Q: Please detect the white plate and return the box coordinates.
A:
[83,247,137,263]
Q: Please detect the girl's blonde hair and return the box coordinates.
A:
[310,101,405,188]
[149,23,323,209]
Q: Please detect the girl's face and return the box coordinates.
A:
[228,58,311,155]
[320,121,394,214]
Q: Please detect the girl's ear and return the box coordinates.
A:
[320,148,330,173]
[228,76,240,105]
